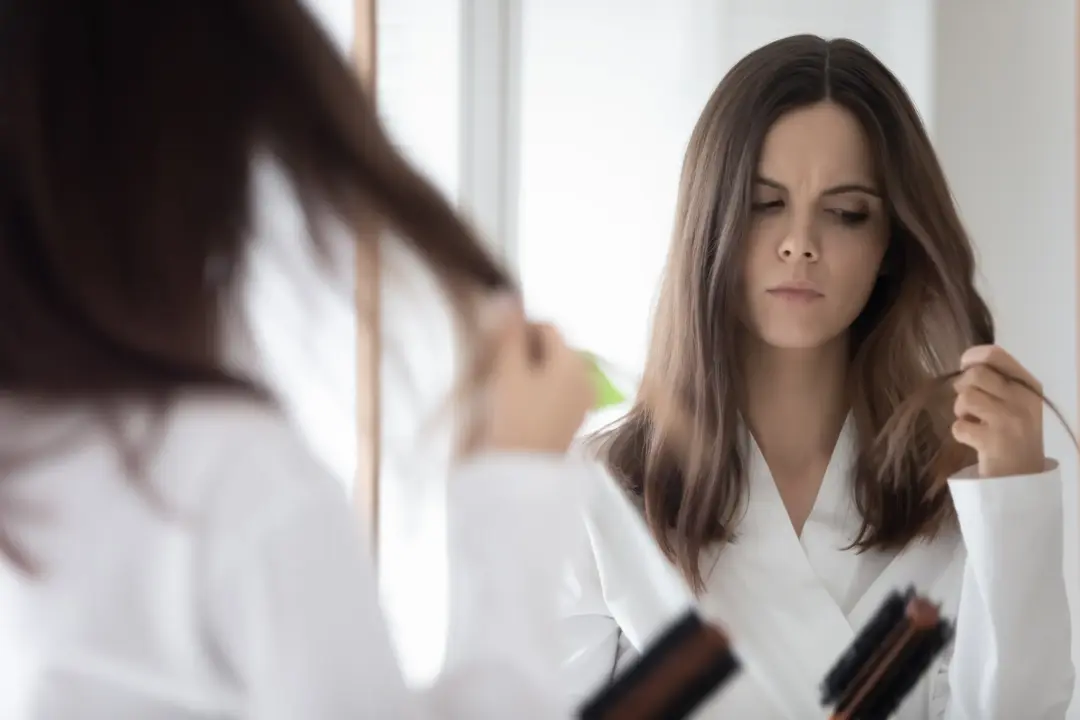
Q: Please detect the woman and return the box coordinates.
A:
[560,35,1074,718]
[0,1,593,718]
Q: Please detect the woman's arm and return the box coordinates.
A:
[940,462,1074,719]
[201,426,583,719]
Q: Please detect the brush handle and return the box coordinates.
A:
[822,591,954,720]
[578,610,740,720]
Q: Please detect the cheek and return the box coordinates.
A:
[742,226,774,285]
[829,236,887,306]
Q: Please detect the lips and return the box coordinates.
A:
[766,285,824,301]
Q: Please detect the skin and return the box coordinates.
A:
[738,101,1046,536]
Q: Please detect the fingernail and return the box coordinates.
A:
[959,346,983,368]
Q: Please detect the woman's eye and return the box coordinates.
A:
[831,209,870,226]
[751,200,783,214]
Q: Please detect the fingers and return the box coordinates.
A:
[527,322,563,366]
[954,345,1043,419]
[953,345,1047,477]
[485,294,528,367]
[950,417,990,450]
[493,315,592,404]
[532,323,596,414]
[480,313,595,454]
[953,385,1006,423]
[961,344,1041,393]
[952,384,1012,451]
[533,323,596,404]
[951,404,1040,470]
[952,363,1012,402]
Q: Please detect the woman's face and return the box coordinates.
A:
[742,101,888,351]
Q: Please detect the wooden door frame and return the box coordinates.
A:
[353,0,380,557]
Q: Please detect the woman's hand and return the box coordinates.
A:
[478,296,595,454]
[952,344,1046,478]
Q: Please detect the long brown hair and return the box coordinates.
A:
[0,1,512,566]
[593,35,1003,590]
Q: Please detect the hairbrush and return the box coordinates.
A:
[578,609,740,720]
[820,587,953,720]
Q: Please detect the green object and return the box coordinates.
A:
[582,352,627,410]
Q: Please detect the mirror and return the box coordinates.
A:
[369,0,1080,696]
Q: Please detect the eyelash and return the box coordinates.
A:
[750,200,870,227]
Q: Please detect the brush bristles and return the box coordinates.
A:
[821,589,954,720]
[854,623,953,720]
[821,588,912,705]
[579,610,740,720]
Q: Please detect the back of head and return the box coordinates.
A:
[0,0,510,398]
[0,0,513,572]
[596,35,993,590]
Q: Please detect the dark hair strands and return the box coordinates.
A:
[0,0,516,573]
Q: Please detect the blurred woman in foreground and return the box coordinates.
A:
[0,1,593,717]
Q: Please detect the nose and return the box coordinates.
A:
[777,222,820,262]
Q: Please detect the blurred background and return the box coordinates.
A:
[294,0,1079,710]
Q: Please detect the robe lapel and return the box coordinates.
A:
[847,534,961,631]
[581,460,696,649]
[696,419,860,718]
[581,415,962,719]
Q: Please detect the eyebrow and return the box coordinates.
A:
[754,176,881,198]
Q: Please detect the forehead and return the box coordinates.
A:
[757,101,876,185]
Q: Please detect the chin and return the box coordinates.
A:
[754,324,842,351]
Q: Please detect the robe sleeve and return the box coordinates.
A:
[940,461,1074,719]
[203,431,585,719]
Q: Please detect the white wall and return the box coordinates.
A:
[517,0,717,374]
[932,0,1079,702]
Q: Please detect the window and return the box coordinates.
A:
[376,0,463,688]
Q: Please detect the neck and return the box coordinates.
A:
[743,335,850,465]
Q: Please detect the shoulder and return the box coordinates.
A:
[148,391,319,464]
[1,392,351,584]
[564,435,693,594]
[565,438,654,573]
[1,391,330,500]
[569,438,643,514]
[159,392,311,458]
[157,394,362,586]
[108,393,349,542]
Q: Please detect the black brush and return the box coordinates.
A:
[857,623,953,720]
[578,610,740,720]
[821,590,908,706]
[820,587,954,720]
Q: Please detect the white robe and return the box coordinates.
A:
[560,416,1075,718]
[0,397,582,719]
